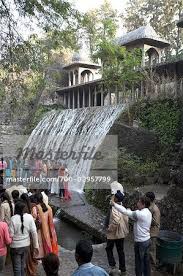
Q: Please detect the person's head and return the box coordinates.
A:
[75,240,93,266]
[42,253,60,276]
[29,194,37,204]
[114,190,124,203]
[137,196,151,210]
[14,200,26,233]
[20,193,31,214]
[145,192,155,203]
[12,190,20,201]
[1,192,14,216]
[35,192,48,212]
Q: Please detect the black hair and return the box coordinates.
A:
[75,240,93,264]
[14,200,26,233]
[29,194,37,204]
[35,192,48,212]
[42,253,60,276]
[139,196,151,208]
[12,190,20,201]
[20,193,31,214]
[145,192,155,202]
[114,190,124,202]
[1,192,14,217]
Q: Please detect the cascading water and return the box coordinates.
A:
[23,105,125,192]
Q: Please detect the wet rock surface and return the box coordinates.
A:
[50,192,106,241]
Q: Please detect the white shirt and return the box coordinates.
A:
[113,203,152,242]
[9,213,39,248]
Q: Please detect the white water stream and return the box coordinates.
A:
[23,105,125,191]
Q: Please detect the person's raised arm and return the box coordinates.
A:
[111,201,137,221]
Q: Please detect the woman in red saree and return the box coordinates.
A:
[34,193,58,259]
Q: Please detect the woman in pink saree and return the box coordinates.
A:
[34,193,58,259]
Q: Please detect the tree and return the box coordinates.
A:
[0,0,81,124]
[123,0,183,57]
[95,41,142,90]
[82,0,119,57]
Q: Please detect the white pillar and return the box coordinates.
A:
[94,86,97,106]
[72,91,75,109]
[77,89,80,108]
[83,88,85,107]
[69,73,71,86]
[89,86,91,107]
[141,47,145,67]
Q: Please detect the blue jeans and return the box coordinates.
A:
[134,239,151,276]
[10,247,29,276]
[0,255,6,275]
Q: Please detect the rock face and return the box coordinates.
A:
[158,186,183,234]
[108,121,159,159]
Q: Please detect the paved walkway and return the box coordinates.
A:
[4,239,179,276]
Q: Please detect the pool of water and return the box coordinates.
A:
[54,217,102,250]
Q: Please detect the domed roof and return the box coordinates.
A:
[72,50,91,63]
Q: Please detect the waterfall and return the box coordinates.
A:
[23,105,125,192]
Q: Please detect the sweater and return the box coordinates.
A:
[113,203,152,242]
[0,221,12,256]
[9,213,39,249]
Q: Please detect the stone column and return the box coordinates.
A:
[77,89,80,108]
[72,91,75,109]
[141,47,145,67]
[69,72,71,86]
[88,86,91,107]
[83,88,85,107]
[94,86,97,106]
[73,71,75,86]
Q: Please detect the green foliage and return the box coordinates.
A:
[84,182,110,214]
[25,104,63,134]
[82,0,118,57]
[95,41,143,89]
[137,99,181,146]
[118,148,158,175]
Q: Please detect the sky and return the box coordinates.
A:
[73,0,127,13]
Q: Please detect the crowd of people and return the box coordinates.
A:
[0,156,161,276]
[0,183,160,276]
[0,188,59,276]
[0,157,72,201]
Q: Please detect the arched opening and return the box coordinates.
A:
[145,48,159,66]
[81,70,93,84]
